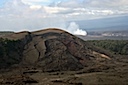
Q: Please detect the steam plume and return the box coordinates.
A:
[66,22,87,36]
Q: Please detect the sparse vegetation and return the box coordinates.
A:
[0,31,14,37]
[88,40,128,55]
[0,38,22,68]
[0,29,128,85]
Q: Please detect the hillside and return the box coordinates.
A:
[88,40,128,55]
[0,31,14,37]
[0,28,128,85]
[0,28,112,71]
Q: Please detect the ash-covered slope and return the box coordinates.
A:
[1,28,111,71]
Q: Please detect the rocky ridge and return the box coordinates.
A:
[1,28,111,71]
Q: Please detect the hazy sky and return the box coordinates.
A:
[0,0,128,34]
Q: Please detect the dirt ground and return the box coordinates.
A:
[0,56,128,85]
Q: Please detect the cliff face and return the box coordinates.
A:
[0,28,110,71]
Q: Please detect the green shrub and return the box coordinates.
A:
[88,40,128,55]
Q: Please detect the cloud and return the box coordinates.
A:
[0,0,128,33]
[84,0,128,7]
[47,0,128,17]
[56,0,83,8]
[5,0,28,8]
[54,0,128,9]
[2,0,127,17]
[43,6,72,14]
[30,5,42,10]
[22,0,53,5]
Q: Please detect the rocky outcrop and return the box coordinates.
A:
[0,28,111,71]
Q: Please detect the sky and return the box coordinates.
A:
[0,0,128,35]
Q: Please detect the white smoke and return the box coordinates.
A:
[66,22,87,36]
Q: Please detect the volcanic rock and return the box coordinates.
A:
[0,28,110,71]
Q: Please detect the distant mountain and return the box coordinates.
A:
[0,28,111,71]
[74,15,128,32]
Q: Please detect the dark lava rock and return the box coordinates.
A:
[0,28,110,71]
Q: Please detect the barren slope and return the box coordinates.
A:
[0,28,111,71]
